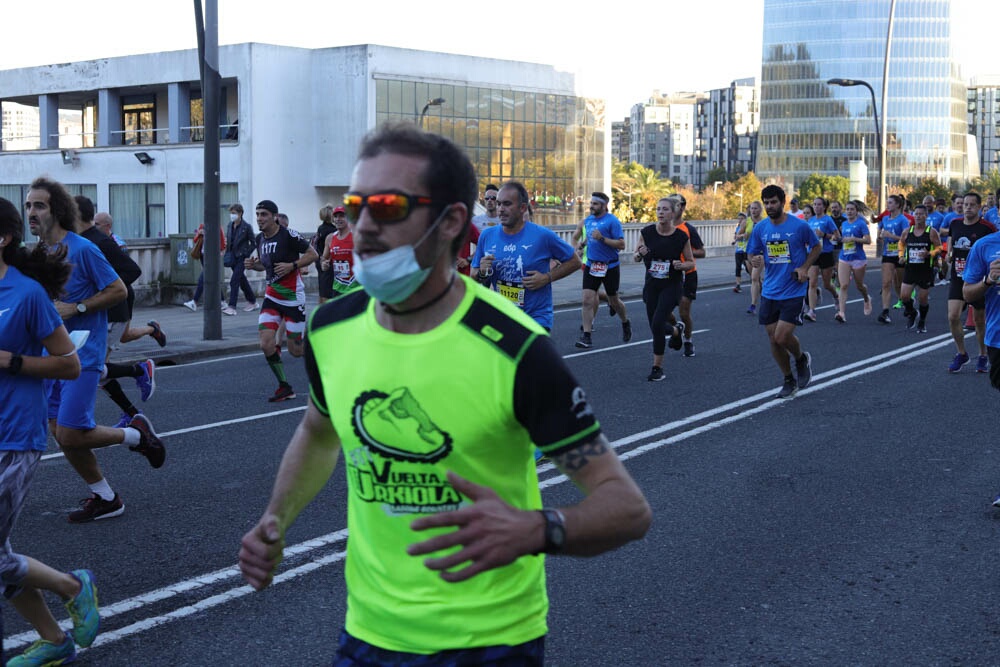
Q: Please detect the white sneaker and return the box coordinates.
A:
[242,302,259,312]
[183,300,197,312]
[222,306,237,316]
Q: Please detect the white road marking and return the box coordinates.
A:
[9,333,963,651]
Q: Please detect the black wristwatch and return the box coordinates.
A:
[8,354,23,376]
[537,508,566,554]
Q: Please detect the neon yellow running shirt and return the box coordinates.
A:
[304,275,602,653]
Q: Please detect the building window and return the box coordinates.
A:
[110,183,165,238]
[122,95,156,145]
[178,182,239,234]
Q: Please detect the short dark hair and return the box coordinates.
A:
[964,191,982,206]
[500,181,531,207]
[913,204,928,214]
[357,122,476,255]
[30,176,78,231]
[74,195,95,224]
[484,184,499,193]
[761,184,786,204]
[229,203,244,214]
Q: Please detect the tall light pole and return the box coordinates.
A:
[419,98,446,128]
[827,78,883,213]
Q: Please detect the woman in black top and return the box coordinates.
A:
[898,204,941,332]
[634,197,695,381]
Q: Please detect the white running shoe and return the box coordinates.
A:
[183,300,197,312]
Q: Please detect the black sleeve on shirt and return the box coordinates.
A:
[83,227,141,285]
[512,336,602,455]
[291,230,312,255]
[686,223,704,250]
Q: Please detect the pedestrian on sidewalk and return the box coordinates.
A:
[223,203,258,316]
[184,220,226,312]
[0,196,101,666]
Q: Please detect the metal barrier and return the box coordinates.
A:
[124,219,745,303]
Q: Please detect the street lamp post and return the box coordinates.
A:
[419,98,446,128]
[827,78,884,213]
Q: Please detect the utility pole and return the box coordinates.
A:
[195,0,222,339]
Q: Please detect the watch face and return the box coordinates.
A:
[77,303,87,313]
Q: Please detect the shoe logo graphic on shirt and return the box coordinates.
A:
[521,244,533,250]
[352,388,453,464]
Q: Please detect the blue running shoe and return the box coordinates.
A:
[135,359,155,402]
[947,352,970,373]
[114,411,137,428]
[65,569,100,648]
[8,634,76,666]
[976,355,990,373]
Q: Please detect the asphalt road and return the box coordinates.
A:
[5,275,1000,666]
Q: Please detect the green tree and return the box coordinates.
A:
[908,177,951,205]
[797,173,850,206]
[726,172,764,216]
[611,161,672,222]
[972,168,1000,197]
[705,166,729,186]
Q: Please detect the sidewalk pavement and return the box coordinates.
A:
[122,254,744,366]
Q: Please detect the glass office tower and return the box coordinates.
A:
[757,0,970,195]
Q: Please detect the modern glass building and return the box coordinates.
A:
[375,80,604,225]
[757,0,971,195]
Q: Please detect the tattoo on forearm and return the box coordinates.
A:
[555,439,608,472]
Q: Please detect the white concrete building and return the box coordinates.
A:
[0,43,606,244]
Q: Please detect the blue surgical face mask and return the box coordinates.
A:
[352,205,452,304]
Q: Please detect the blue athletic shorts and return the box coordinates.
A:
[758,296,805,326]
[333,629,545,666]
[46,370,101,430]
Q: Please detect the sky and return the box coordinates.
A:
[1,0,996,120]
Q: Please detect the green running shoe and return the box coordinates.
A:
[65,568,100,647]
[8,635,76,666]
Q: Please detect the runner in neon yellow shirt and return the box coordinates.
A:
[239,124,651,664]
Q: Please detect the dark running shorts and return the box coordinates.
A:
[333,629,545,666]
[816,252,835,270]
[682,271,698,301]
[758,295,805,326]
[947,276,985,309]
[582,263,621,296]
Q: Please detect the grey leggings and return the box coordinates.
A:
[1,450,40,600]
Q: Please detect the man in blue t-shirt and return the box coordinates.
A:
[572,192,630,349]
[28,177,166,524]
[961,232,1000,506]
[471,181,580,331]
[746,184,821,399]
[984,191,999,225]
